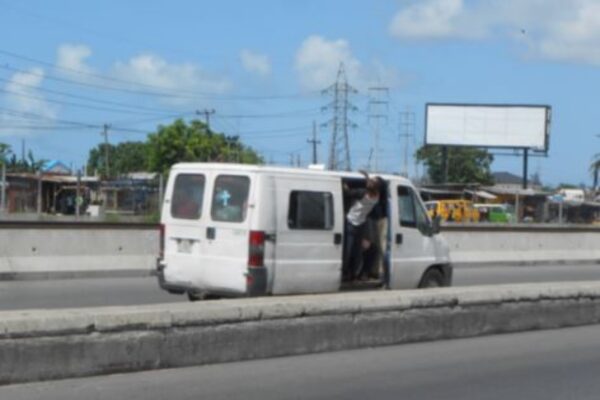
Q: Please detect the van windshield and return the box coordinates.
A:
[211,175,250,223]
[171,174,205,220]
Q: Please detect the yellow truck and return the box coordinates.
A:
[425,199,480,223]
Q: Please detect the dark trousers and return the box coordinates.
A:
[343,221,363,280]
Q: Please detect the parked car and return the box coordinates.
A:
[474,203,515,223]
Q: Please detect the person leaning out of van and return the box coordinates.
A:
[360,177,387,280]
[342,173,380,282]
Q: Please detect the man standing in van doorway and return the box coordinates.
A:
[343,172,380,282]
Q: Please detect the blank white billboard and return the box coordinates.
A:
[425,104,550,150]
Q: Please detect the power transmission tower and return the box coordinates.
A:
[322,63,358,171]
[196,109,215,130]
[368,87,389,172]
[307,120,321,164]
[398,107,415,178]
[101,123,111,178]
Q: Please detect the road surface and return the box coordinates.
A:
[0,263,599,310]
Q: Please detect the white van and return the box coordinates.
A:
[156,163,451,300]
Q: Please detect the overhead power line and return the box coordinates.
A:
[0,75,179,114]
[0,48,319,100]
[0,87,179,115]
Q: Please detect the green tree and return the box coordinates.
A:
[1,147,46,173]
[0,143,11,165]
[87,141,149,178]
[416,145,494,185]
[146,119,263,174]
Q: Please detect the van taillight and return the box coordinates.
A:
[159,223,165,258]
[248,230,265,267]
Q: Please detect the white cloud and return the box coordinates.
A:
[240,49,271,77]
[535,1,600,64]
[389,0,600,65]
[56,43,94,75]
[0,67,57,136]
[112,53,231,102]
[294,35,361,90]
[389,0,482,39]
[294,35,401,91]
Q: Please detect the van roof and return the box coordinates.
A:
[171,162,414,184]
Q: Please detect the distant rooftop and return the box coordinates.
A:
[492,171,522,185]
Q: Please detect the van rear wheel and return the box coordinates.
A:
[419,268,444,288]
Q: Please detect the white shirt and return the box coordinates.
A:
[347,195,378,226]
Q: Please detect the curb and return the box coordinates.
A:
[0,269,155,281]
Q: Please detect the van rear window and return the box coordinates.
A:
[171,174,205,220]
[211,175,250,223]
[288,191,334,230]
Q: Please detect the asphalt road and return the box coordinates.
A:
[1,263,600,310]
[2,324,599,399]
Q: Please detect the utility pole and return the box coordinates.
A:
[197,109,216,130]
[101,124,111,178]
[368,87,389,172]
[322,63,357,171]
[307,121,321,164]
[399,107,415,178]
[76,169,81,219]
[1,162,6,214]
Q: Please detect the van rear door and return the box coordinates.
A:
[162,171,210,290]
[203,173,254,294]
[162,170,253,296]
[271,176,343,295]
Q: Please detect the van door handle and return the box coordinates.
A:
[395,233,403,245]
[334,233,342,245]
[206,227,216,240]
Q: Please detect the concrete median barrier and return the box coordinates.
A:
[443,225,600,266]
[1,282,600,385]
[0,222,158,280]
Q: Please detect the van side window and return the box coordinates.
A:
[397,186,428,230]
[397,186,416,227]
[288,191,334,230]
[171,174,205,220]
[211,175,250,223]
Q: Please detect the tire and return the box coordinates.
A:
[187,291,204,302]
[187,292,220,302]
[419,268,445,288]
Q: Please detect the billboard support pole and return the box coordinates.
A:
[522,148,529,189]
[442,146,449,184]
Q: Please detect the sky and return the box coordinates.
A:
[0,0,599,186]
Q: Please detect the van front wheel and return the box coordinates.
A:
[187,292,203,302]
[419,268,444,288]
[187,291,221,301]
